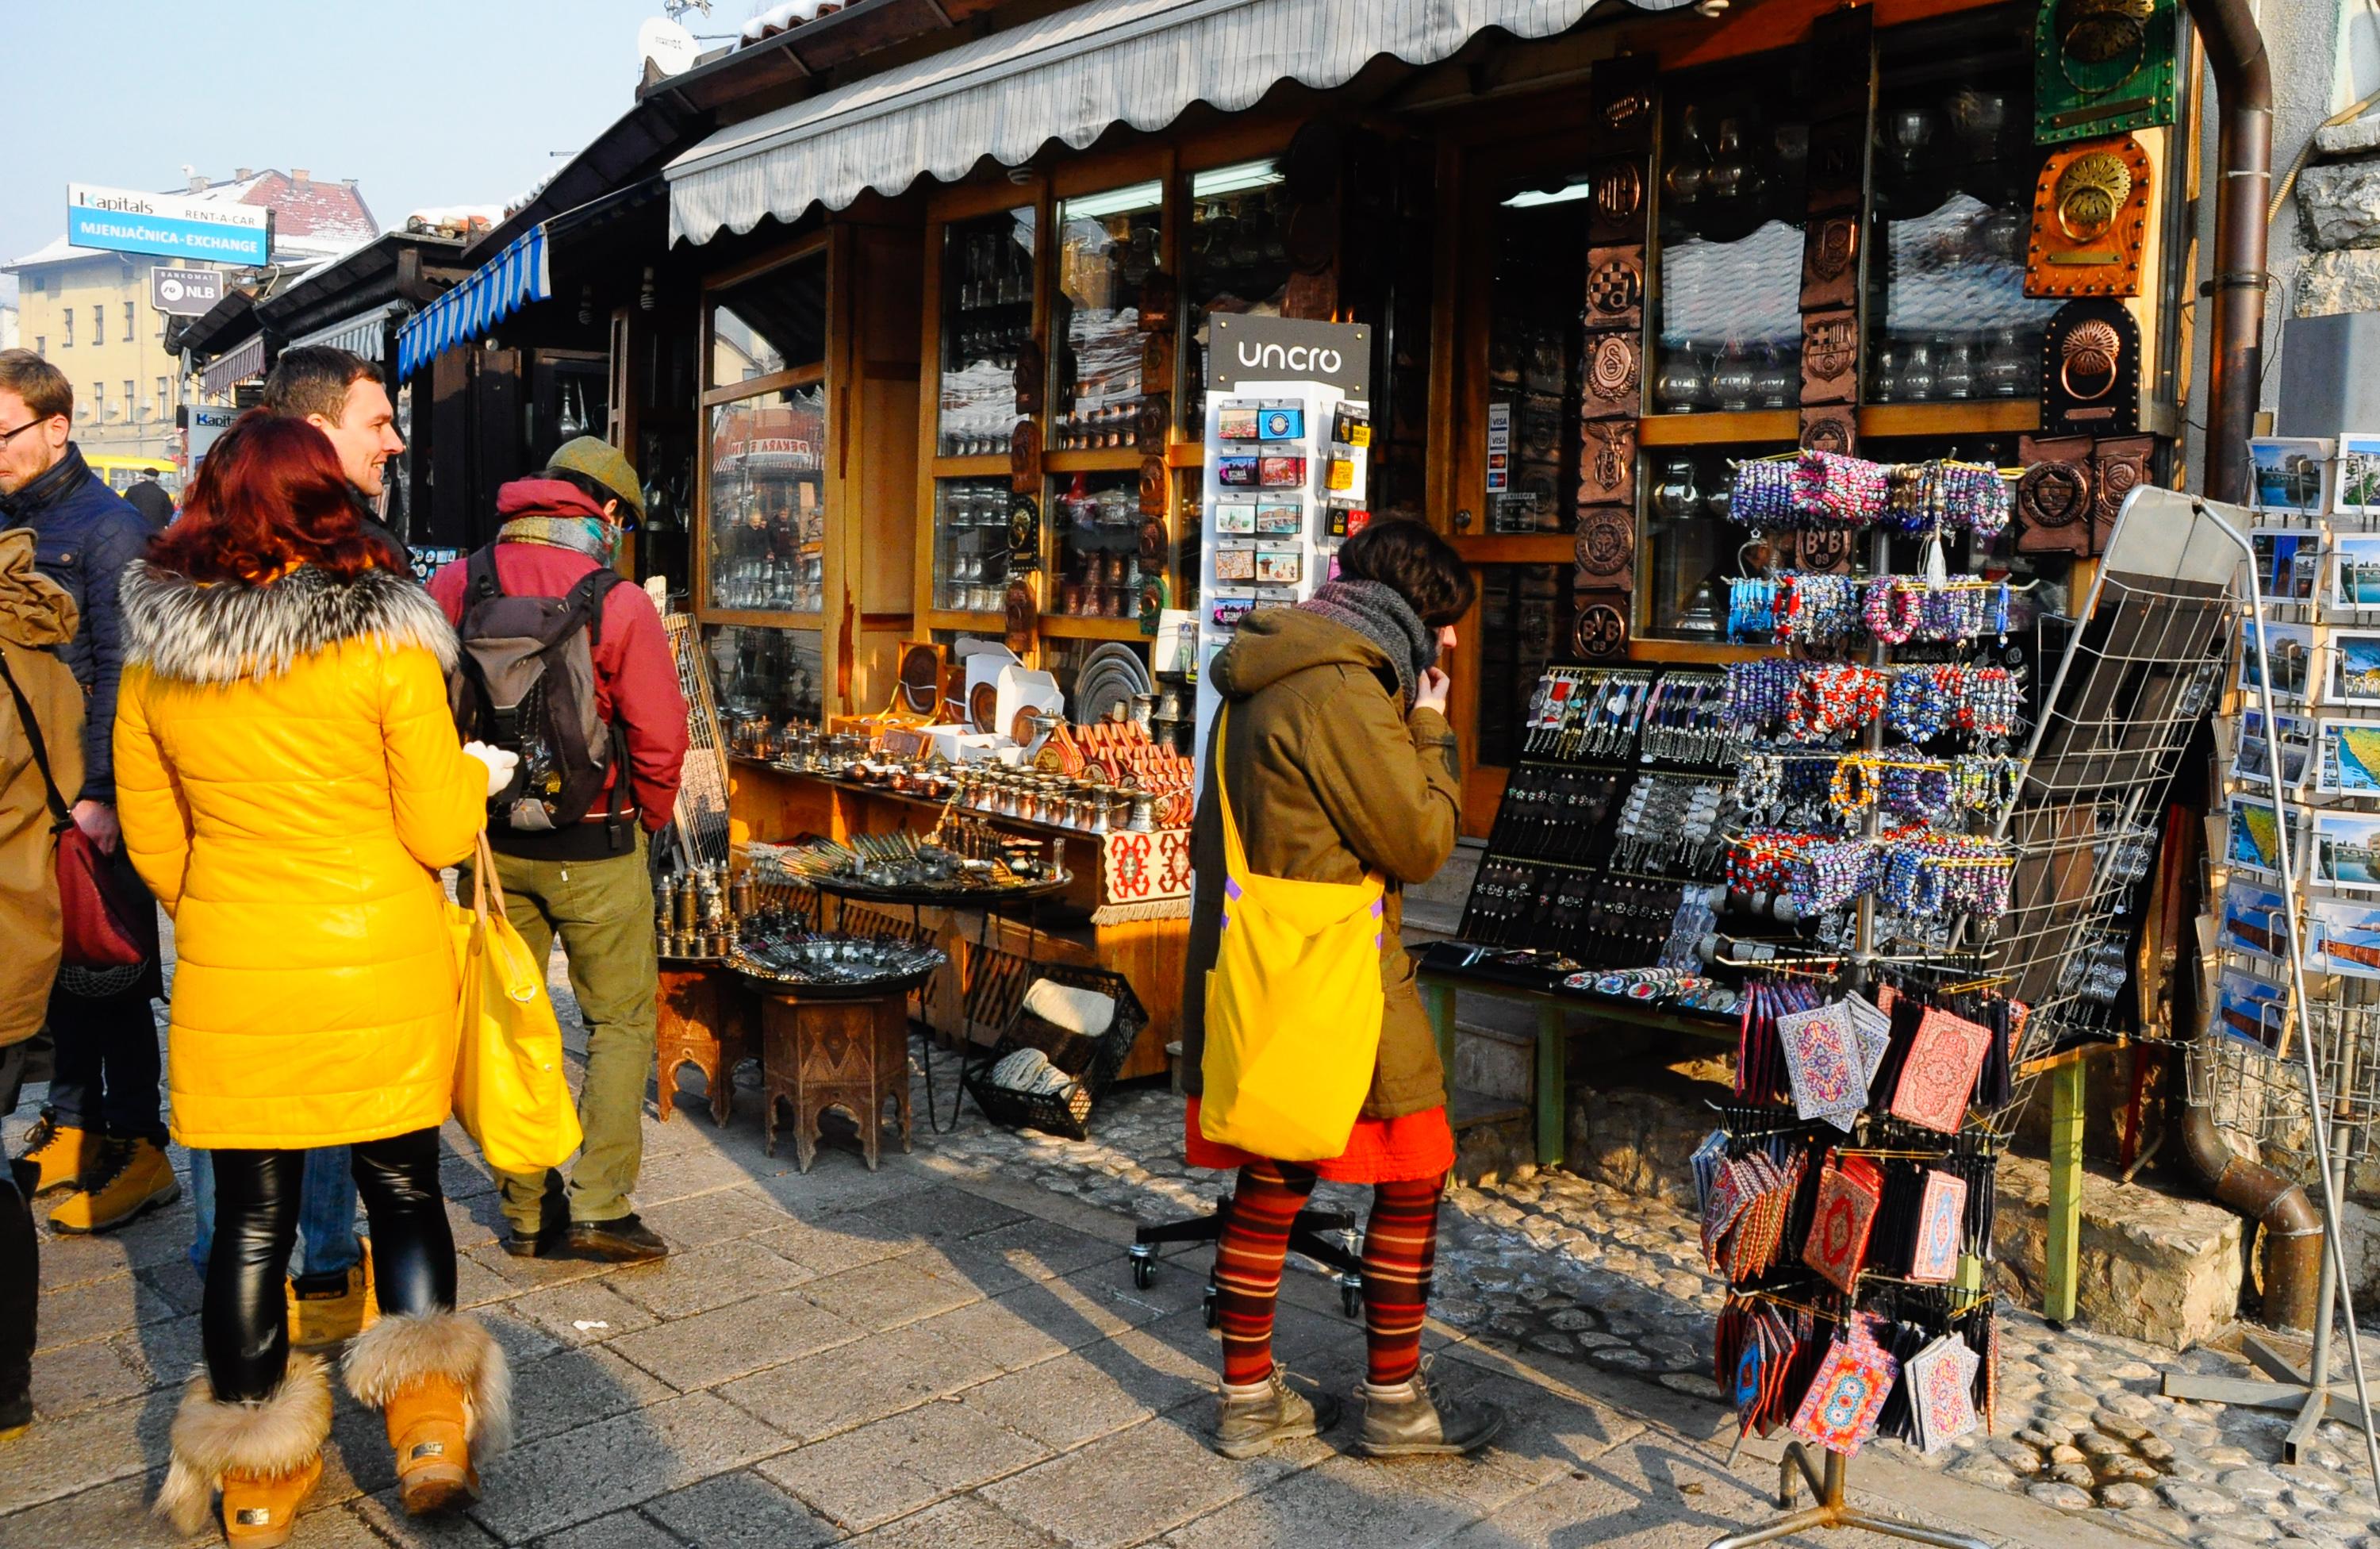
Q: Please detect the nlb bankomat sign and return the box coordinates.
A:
[67,184,271,266]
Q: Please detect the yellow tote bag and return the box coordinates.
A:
[451,833,583,1174]
[1198,705,1387,1162]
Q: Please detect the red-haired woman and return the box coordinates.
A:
[114,412,515,1547]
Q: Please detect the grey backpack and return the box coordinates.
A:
[451,546,631,835]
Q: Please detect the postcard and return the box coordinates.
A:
[2340,433,2380,514]
[2253,527,2323,603]
[2313,810,2380,892]
[2336,534,2380,609]
[2221,878,2290,959]
[2216,967,2288,1051]
[2336,630,2380,707]
[2238,709,2314,788]
[2227,797,2284,875]
[2319,719,2380,794]
[2249,436,2334,517]
[2238,622,2313,702]
[2310,897,2380,980]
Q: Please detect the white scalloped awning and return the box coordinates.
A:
[667,0,1692,246]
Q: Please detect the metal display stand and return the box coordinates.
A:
[1710,527,1991,1549]
[2144,486,2380,1481]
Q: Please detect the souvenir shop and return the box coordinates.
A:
[370,0,2244,1520]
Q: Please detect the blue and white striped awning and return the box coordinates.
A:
[395,225,550,379]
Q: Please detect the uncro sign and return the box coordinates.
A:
[1205,314,1370,397]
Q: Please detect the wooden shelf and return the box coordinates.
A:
[695,608,827,630]
[931,454,1012,478]
[1638,409,1799,446]
[1629,638,1779,664]
[1038,615,1151,641]
[1165,442,1205,470]
[1449,534,1574,564]
[1859,400,2039,439]
[923,608,1004,632]
[1046,448,1145,473]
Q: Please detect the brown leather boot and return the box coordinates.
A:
[155,1353,331,1548]
[344,1311,512,1516]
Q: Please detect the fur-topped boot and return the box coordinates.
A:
[155,1353,332,1548]
[343,1311,511,1515]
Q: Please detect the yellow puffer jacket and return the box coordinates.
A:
[113,559,487,1149]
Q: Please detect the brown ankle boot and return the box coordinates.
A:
[344,1311,512,1516]
[155,1353,331,1548]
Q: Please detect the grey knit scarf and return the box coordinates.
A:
[1297,578,1436,709]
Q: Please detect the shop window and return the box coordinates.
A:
[708,252,826,387]
[1183,160,1292,432]
[1474,566,1575,768]
[1480,171,1592,534]
[703,383,825,613]
[1050,181,1161,450]
[705,623,823,728]
[1649,67,1810,416]
[1868,18,2054,402]
[1047,470,1144,621]
[1644,442,1795,643]
[935,207,1035,456]
[931,475,1012,614]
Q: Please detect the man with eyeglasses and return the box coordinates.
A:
[0,349,178,1238]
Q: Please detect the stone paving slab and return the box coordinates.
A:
[0,980,2213,1549]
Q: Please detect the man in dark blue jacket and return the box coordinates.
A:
[0,350,177,1235]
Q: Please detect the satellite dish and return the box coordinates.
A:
[637,17,698,76]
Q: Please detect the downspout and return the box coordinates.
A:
[2186,0,2272,504]
[2171,0,2324,1332]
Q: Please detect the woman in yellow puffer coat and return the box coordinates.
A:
[114,412,516,1548]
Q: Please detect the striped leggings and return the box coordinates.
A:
[1212,1160,1445,1389]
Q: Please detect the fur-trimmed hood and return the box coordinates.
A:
[120,560,458,686]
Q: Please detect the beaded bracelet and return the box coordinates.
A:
[1863,577,1923,644]
[1879,755,1957,823]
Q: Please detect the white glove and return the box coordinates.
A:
[463,740,520,800]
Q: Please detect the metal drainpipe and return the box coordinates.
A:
[2171,0,2324,1332]
[2186,0,2273,504]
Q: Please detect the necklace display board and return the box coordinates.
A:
[2148,472,2380,1479]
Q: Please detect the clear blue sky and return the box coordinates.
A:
[0,0,759,302]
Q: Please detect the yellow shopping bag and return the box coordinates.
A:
[1197,705,1386,1162]
[451,832,582,1174]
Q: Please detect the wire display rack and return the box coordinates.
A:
[665,611,734,873]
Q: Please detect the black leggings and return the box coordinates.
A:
[203,1128,456,1402]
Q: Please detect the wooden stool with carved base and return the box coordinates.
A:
[654,963,754,1126]
[756,986,913,1171]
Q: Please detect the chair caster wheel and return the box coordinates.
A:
[1202,1283,1219,1329]
[1131,1256,1155,1290]
[1340,1276,1362,1319]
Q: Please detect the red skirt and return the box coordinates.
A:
[1184,1095,1454,1185]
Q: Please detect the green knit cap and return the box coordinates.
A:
[546,436,644,521]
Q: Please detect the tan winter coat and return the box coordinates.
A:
[0,528,84,1046]
[1180,606,1462,1121]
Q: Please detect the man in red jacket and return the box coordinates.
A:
[430,438,688,1263]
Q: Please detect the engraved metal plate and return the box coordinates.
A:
[1801,215,1860,312]
[1584,246,1645,331]
[2040,298,2140,435]
[1800,309,1860,404]
[1572,591,1631,657]
[1575,505,1636,582]
[1581,330,1640,420]
[1577,419,1637,507]
[2025,134,2154,298]
[1800,406,1856,458]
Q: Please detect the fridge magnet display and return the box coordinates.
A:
[1325,505,1371,540]
[1209,594,1257,628]
[2320,720,2380,794]
[1332,402,1372,448]
[2310,897,2380,979]
[1253,547,1303,586]
[2226,796,2284,876]
[1216,403,1260,442]
[2238,709,2315,788]
[2222,878,2290,959]
[2217,967,2287,1050]
[2237,621,2313,702]
[1254,502,1303,536]
[1213,544,1257,582]
[1258,403,1305,442]
[2333,629,2380,706]
[2313,809,2380,892]
[2248,437,2334,516]
[2251,527,2322,603]
[1217,456,1260,489]
[1213,502,1256,535]
[2334,534,2380,609]
[2340,433,2380,514]
[1257,455,1307,489]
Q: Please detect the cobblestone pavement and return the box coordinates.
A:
[923,1077,2380,1549]
[2,1016,2124,1549]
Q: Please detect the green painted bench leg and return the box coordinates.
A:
[1422,979,1457,1085]
[1536,1003,1566,1170]
[2044,1058,2085,1324]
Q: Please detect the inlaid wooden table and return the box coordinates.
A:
[750,974,931,1171]
[654,961,754,1126]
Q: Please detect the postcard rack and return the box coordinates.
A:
[2152,469,2380,1479]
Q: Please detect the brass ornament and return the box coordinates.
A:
[2056,151,2132,240]
[2058,0,2153,66]
[2042,298,2140,432]
[2026,135,2153,297]
[1575,506,1634,579]
[2060,319,2122,400]
[2019,462,2091,527]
